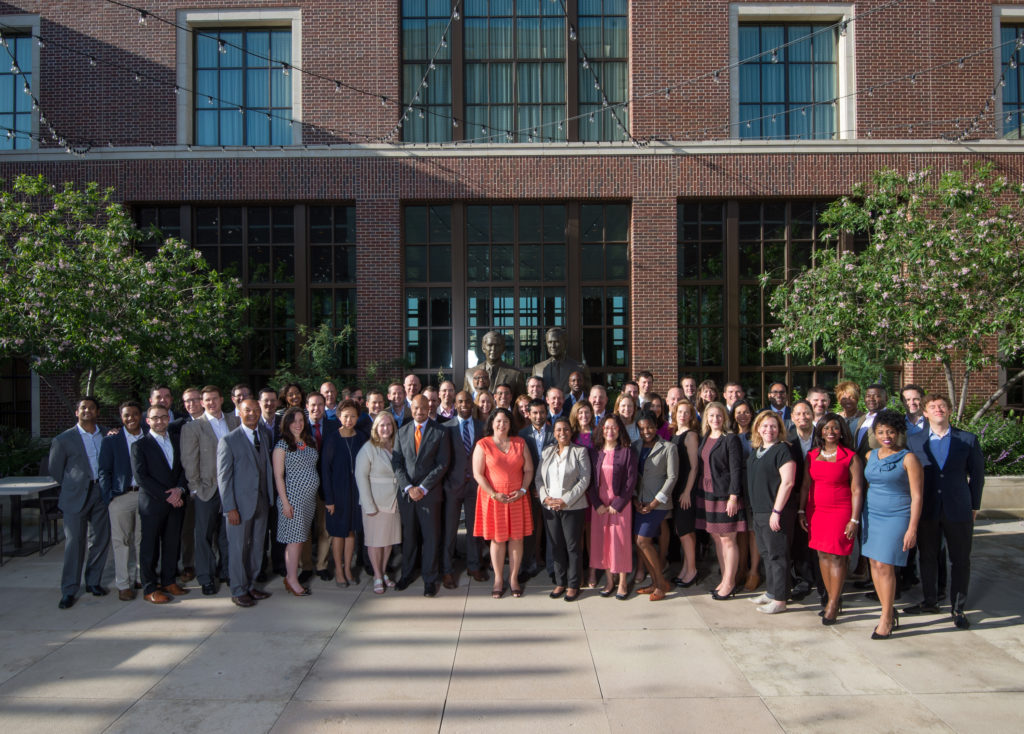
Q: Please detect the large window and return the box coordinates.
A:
[400,0,628,143]
[194,28,292,146]
[404,202,629,387]
[737,23,838,140]
[678,201,840,407]
[1002,25,1024,138]
[0,357,31,430]
[0,32,32,150]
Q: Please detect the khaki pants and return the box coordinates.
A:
[107,491,141,590]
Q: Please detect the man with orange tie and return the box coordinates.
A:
[391,395,451,597]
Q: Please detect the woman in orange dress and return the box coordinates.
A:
[473,407,535,598]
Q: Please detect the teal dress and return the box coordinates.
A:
[862,449,912,566]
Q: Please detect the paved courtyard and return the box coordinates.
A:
[0,519,1022,733]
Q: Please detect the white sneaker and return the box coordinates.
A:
[749,592,771,605]
[756,600,787,614]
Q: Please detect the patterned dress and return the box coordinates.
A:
[275,439,320,544]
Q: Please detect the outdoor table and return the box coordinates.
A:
[0,476,59,555]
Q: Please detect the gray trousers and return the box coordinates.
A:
[442,487,482,574]
[61,484,111,596]
[180,497,196,568]
[194,493,229,586]
[107,491,141,590]
[226,494,269,597]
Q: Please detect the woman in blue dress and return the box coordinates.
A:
[321,399,367,587]
[862,410,923,639]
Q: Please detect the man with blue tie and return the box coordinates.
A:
[98,401,146,601]
[49,397,111,609]
[441,391,487,588]
[519,399,554,581]
[905,395,985,629]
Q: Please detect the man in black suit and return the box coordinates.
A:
[98,401,146,601]
[519,398,554,581]
[391,395,451,597]
[854,384,887,457]
[48,396,111,609]
[301,391,340,582]
[441,391,487,588]
[131,405,189,604]
[905,394,985,628]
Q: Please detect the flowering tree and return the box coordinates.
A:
[0,174,247,400]
[765,164,1024,421]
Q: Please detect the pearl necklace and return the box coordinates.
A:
[819,448,838,459]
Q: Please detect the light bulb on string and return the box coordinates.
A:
[429,61,436,70]
[89,55,96,66]
[910,73,916,84]
[418,110,425,118]
[138,10,148,25]
[0,33,7,48]
[441,36,447,48]
[589,112,595,123]
[173,85,180,95]
[958,57,965,69]
[10,62,18,74]
[335,81,341,92]
[453,9,459,21]
[1000,76,1007,87]
[770,48,779,63]
[593,79,599,89]
[582,57,589,69]
[664,87,670,100]
[134,72,141,82]
[281,63,290,77]
[713,70,721,83]
[569,27,577,42]
[218,39,227,54]
[452,119,459,128]
[381,96,387,106]
[1011,56,1018,70]
[36,37,44,48]
[839,21,848,37]
[207,95,214,105]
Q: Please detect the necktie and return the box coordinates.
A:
[314,422,322,449]
[462,420,472,456]
[253,427,261,452]
[415,423,422,454]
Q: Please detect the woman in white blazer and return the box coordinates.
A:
[354,412,401,594]
[536,417,593,602]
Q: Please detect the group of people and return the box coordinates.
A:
[47,345,984,637]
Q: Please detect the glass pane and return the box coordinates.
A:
[429,244,451,281]
[702,328,723,366]
[273,246,294,283]
[605,205,629,240]
[311,246,332,282]
[406,245,427,281]
[581,243,603,280]
[581,205,603,241]
[407,329,428,367]
[581,287,603,325]
[430,288,451,326]
[221,208,242,243]
[520,244,541,280]
[518,205,542,242]
[249,246,270,283]
[606,243,628,279]
[406,288,427,327]
[739,284,761,325]
[492,245,514,281]
[467,287,491,325]
[544,244,565,280]
[701,286,723,324]
[702,242,724,278]
[542,205,565,241]
[430,329,453,368]
[492,206,514,241]
[468,244,490,281]
[467,205,490,242]
[429,206,452,241]
[739,242,760,278]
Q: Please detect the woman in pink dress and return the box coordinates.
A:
[588,415,638,600]
[799,412,864,624]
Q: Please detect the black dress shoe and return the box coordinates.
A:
[904,602,941,615]
[58,594,75,609]
[87,584,108,596]
[298,570,314,584]
[316,570,332,581]
[423,583,438,597]
[201,583,218,596]
[395,576,412,591]
[952,609,971,629]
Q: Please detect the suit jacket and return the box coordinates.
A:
[907,427,985,522]
[851,414,882,458]
[216,424,274,520]
[49,425,105,515]
[169,413,196,438]
[130,432,187,513]
[392,419,451,493]
[518,424,555,488]
[98,430,142,503]
[631,437,679,506]
[442,416,485,496]
[308,416,340,450]
[181,413,240,502]
[697,433,744,500]
[536,443,592,511]
[389,403,411,429]
[587,445,638,512]
[354,442,399,514]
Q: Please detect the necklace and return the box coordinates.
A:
[756,446,770,459]
[819,448,837,459]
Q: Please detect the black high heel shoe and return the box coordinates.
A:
[710,586,736,601]
[871,609,899,639]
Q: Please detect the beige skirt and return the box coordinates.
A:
[362,508,401,548]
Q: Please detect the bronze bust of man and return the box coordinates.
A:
[464,330,525,397]
[532,327,590,395]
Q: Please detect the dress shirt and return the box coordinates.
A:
[151,431,175,468]
[530,426,548,459]
[404,422,430,496]
[438,405,456,421]
[856,412,878,445]
[928,427,951,469]
[205,411,230,441]
[242,425,260,448]
[458,416,474,444]
[325,405,337,420]
[906,415,927,435]
[76,423,103,480]
[771,405,787,417]
[123,428,145,485]
[543,448,569,499]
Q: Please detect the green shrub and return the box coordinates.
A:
[0,426,49,477]
[959,411,1024,477]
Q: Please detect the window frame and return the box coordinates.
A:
[0,14,40,152]
[995,6,1024,139]
[176,8,302,146]
[729,3,855,141]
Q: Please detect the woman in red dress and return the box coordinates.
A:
[473,407,535,598]
[799,412,864,625]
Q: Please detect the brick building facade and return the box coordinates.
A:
[1,0,1021,436]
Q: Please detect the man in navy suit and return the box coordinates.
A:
[905,394,984,628]
[132,405,189,604]
[48,396,111,609]
[98,401,146,601]
[391,395,451,597]
[301,391,340,582]
[441,391,487,588]
[519,399,554,581]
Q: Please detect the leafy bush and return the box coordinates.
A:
[957,411,1024,477]
[0,426,49,477]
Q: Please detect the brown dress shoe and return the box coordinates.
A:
[231,593,255,607]
[118,588,136,602]
[249,588,272,600]
[468,569,489,583]
[161,583,190,596]
[744,572,761,592]
[442,573,458,590]
[179,567,196,582]
[145,590,172,604]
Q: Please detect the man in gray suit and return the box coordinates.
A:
[48,396,111,609]
[441,391,487,588]
[392,395,451,597]
[216,398,275,608]
[181,385,240,595]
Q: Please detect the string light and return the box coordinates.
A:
[137,10,147,25]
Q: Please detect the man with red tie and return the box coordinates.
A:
[301,391,339,582]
